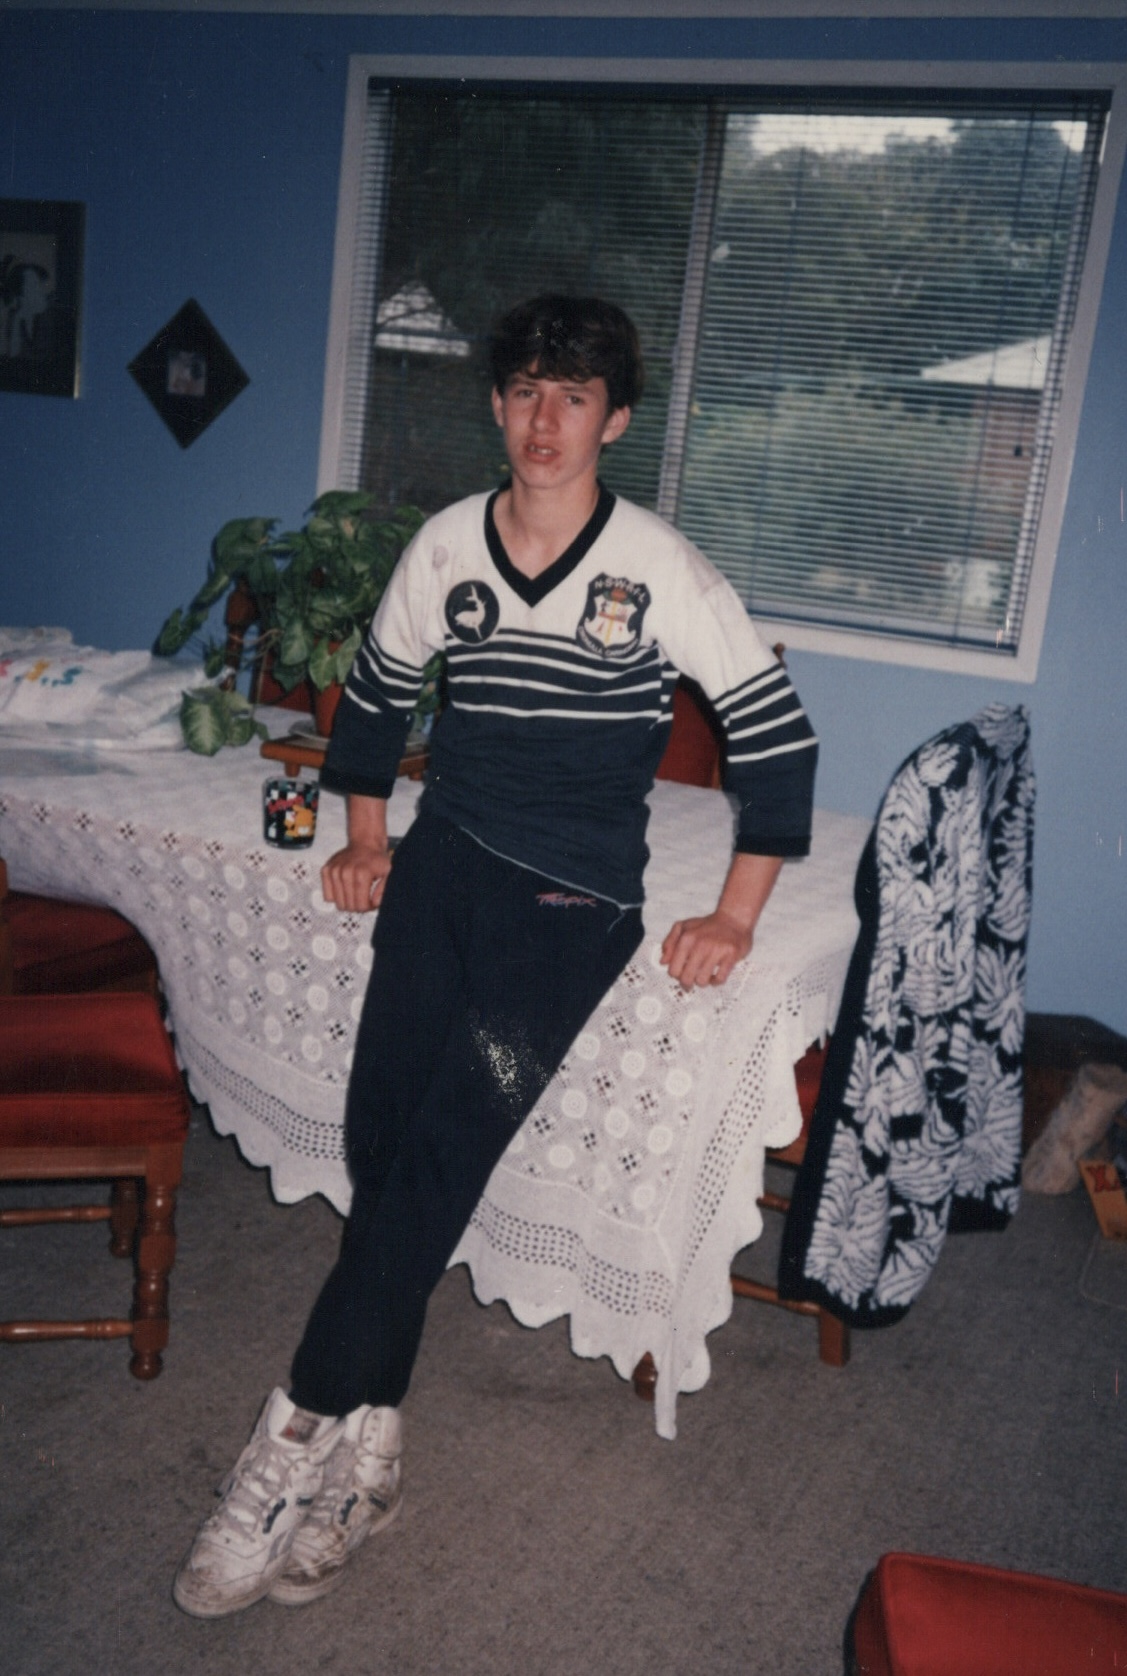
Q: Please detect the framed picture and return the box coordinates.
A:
[0,198,85,398]
[127,298,249,449]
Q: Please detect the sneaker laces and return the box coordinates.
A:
[354,1432,398,1498]
[299,1436,359,1535]
[306,1418,397,1533]
[211,1437,309,1540]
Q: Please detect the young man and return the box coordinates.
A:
[173,295,817,1619]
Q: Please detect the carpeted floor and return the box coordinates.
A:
[2,1102,1125,1676]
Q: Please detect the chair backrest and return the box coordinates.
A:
[655,648,785,790]
[655,679,723,788]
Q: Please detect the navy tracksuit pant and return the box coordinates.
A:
[290,813,643,1417]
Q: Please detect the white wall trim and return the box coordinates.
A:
[319,53,1127,681]
[317,56,375,497]
[1002,73,1127,682]
[320,55,1127,87]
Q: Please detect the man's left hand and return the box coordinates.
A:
[659,851,784,989]
[660,910,753,989]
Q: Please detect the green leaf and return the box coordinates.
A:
[306,592,349,637]
[299,519,335,555]
[179,688,228,756]
[192,568,237,612]
[154,607,200,657]
[179,686,265,755]
[226,706,267,748]
[333,627,362,684]
[279,618,312,668]
[241,552,280,599]
[310,490,374,522]
[214,517,277,572]
[307,635,337,692]
[415,651,447,717]
[201,639,227,678]
[270,660,307,694]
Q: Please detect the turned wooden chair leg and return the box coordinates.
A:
[129,1147,182,1381]
[109,1178,139,1257]
[632,1351,657,1401]
[818,1308,851,1367]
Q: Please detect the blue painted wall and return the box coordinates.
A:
[2,8,1125,1030]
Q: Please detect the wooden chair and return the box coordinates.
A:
[655,676,724,788]
[654,647,787,791]
[632,1037,848,1398]
[0,992,192,1379]
[633,661,849,1401]
[0,857,159,998]
[729,1038,850,1366]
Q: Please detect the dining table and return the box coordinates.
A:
[0,708,869,1437]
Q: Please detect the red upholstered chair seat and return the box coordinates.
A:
[5,887,158,995]
[851,1552,1127,1676]
[0,993,191,1379]
[0,994,190,1147]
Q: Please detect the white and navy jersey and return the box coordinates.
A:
[322,486,817,908]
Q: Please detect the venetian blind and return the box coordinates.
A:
[359,88,706,515]
[348,82,1107,656]
[676,95,1107,651]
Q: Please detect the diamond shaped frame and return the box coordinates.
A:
[128,299,249,449]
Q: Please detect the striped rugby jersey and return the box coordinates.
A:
[322,485,817,908]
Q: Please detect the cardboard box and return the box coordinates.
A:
[1080,1158,1127,1240]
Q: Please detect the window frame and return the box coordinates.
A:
[319,54,1127,683]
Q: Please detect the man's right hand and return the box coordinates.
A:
[321,794,393,912]
[320,841,393,912]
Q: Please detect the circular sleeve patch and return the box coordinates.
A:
[445,580,500,643]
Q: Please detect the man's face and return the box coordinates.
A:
[491,368,631,495]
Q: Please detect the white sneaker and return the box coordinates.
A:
[173,1389,345,1619]
[268,1404,403,1607]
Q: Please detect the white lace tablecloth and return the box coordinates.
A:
[0,715,868,1436]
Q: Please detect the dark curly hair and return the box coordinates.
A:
[489,294,644,412]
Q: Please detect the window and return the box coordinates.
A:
[321,59,1125,679]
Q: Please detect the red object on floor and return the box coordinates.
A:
[851,1552,1127,1675]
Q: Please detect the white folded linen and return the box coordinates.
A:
[0,629,208,749]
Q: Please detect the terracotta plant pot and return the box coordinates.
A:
[313,680,343,739]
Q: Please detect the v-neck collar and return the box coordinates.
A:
[484,482,616,607]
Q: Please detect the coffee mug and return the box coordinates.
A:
[263,776,319,848]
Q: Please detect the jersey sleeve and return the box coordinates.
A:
[320,527,442,800]
[654,554,818,858]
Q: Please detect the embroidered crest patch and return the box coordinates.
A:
[445,580,500,644]
[577,574,652,659]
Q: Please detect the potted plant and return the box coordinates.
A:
[156,491,436,754]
